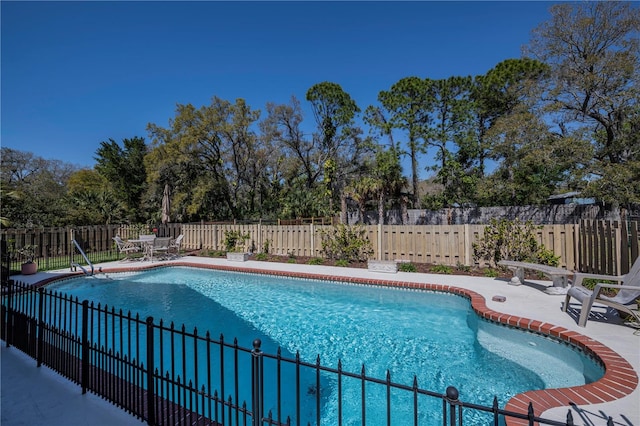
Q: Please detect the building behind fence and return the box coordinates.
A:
[2,278,587,426]
[0,220,638,276]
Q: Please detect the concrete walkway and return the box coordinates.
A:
[2,257,639,425]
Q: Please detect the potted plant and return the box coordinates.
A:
[224,230,250,261]
[18,244,38,275]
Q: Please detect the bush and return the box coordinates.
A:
[335,259,349,267]
[456,262,471,273]
[473,218,559,267]
[431,264,453,274]
[483,268,500,278]
[308,257,324,265]
[320,224,374,263]
[398,262,417,272]
[224,230,250,252]
[254,252,268,261]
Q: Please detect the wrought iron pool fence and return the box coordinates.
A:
[1,278,605,426]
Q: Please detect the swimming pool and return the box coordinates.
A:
[46,266,603,425]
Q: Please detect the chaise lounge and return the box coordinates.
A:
[562,257,640,327]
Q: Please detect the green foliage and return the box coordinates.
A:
[473,218,560,267]
[262,239,271,254]
[483,268,500,278]
[17,244,37,263]
[398,262,417,272]
[287,258,297,264]
[308,257,324,265]
[94,137,148,222]
[254,252,268,261]
[431,264,453,274]
[320,224,374,262]
[335,259,349,267]
[224,230,250,252]
[456,262,472,273]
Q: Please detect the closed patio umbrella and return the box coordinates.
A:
[161,184,171,224]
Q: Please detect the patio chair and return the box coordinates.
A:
[113,236,140,260]
[563,257,640,327]
[168,234,184,258]
[152,237,172,261]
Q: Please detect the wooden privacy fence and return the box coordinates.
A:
[578,220,640,275]
[2,221,637,274]
[181,223,580,270]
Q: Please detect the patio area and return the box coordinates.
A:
[2,256,639,425]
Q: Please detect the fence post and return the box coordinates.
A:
[81,300,89,393]
[377,223,382,261]
[251,338,263,426]
[69,228,75,272]
[37,287,44,367]
[146,316,156,425]
[445,386,459,426]
[463,224,470,266]
[6,279,13,348]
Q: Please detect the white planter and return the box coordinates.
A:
[367,260,398,273]
[226,252,249,262]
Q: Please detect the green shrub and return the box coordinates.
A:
[287,258,297,264]
[262,239,271,254]
[224,230,250,252]
[254,252,268,261]
[398,262,417,272]
[483,268,500,278]
[308,257,324,265]
[431,264,453,274]
[456,262,472,273]
[320,224,374,263]
[335,259,349,267]
[473,218,560,267]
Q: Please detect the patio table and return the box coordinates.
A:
[128,237,156,261]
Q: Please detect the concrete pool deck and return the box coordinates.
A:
[2,256,639,426]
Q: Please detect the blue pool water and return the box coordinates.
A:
[47,266,603,425]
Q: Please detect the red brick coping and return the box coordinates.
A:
[34,262,638,423]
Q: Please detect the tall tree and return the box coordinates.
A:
[0,148,76,227]
[423,76,475,207]
[146,97,270,220]
[471,58,550,177]
[526,2,640,207]
[376,77,431,206]
[306,82,370,213]
[94,137,148,222]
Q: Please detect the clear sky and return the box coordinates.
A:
[2,1,556,170]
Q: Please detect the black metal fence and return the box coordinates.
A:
[1,278,605,426]
[0,224,182,274]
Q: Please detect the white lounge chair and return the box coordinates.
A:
[113,236,140,260]
[563,257,640,327]
[168,234,184,258]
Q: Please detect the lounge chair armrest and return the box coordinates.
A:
[572,272,624,287]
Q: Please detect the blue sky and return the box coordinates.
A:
[2,1,556,171]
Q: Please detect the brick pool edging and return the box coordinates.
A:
[33,262,638,423]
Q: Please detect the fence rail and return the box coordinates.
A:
[2,278,586,426]
[1,221,638,275]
